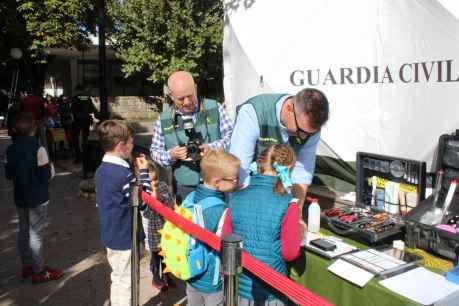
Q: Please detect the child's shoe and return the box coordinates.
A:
[163,273,176,288]
[31,267,62,284]
[21,266,33,278]
[151,273,165,290]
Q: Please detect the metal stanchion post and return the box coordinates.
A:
[131,184,140,306]
[221,234,242,306]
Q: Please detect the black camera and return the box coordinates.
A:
[182,116,202,160]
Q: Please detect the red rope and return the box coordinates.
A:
[142,191,333,306]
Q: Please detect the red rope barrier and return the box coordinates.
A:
[141,191,333,306]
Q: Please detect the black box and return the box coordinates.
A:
[404,131,459,262]
[322,152,427,245]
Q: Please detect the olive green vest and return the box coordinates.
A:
[160,99,220,186]
[240,93,302,159]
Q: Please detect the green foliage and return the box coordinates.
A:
[109,0,223,83]
[0,0,29,62]
[17,0,97,59]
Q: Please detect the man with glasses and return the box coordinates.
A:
[150,71,233,203]
[230,88,329,226]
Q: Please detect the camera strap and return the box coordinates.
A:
[172,111,185,146]
[171,97,211,146]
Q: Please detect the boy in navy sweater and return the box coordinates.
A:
[5,112,62,283]
[95,120,149,306]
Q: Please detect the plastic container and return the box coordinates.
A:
[307,198,321,233]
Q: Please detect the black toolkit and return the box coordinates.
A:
[404,130,459,263]
[322,152,427,245]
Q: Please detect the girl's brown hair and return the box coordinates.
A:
[256,144,296,195]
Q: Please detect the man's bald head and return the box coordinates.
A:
[167,71,195,89]
[166,71,198,113]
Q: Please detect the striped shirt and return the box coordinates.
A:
[95,154,150,250]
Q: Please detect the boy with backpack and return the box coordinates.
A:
[160,149,240,306]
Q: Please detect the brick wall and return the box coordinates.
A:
[91,96,162,121]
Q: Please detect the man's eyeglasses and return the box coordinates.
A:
[292,103,317,140]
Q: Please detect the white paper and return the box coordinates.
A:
[379,267,459,305]
[328,259,375,287]
[302,235,357,259]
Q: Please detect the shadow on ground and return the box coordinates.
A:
[0,135,186,306]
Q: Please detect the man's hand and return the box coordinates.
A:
[169,145,188,161]
[199,144,210,157]
[135,154,148,170]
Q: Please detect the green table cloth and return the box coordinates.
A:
[289,231,419,306]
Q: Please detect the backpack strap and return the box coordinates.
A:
[188,195,226,286]
[212,207,228,286]
[198,196,226,210]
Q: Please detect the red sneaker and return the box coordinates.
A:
[21,266,33,278]
[31,267,62,284]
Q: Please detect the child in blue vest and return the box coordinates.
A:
[184,149,240,306]
[5,112,62,283]
[95,120,150,306]
[228,144,302,306]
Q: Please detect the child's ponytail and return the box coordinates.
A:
[256,144,296,195]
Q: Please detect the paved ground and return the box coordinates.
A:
[0,130,187,306]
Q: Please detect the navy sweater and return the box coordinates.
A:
[95,156,149,250]
[5,136,50,208]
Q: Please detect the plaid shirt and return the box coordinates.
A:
[141,181,174,251]
[150,104,233,166]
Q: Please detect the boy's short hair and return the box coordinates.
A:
[14,112,35,136]
[98,119,132,152]
[200,150,240,182]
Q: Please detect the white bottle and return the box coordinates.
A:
[307,198,321,233]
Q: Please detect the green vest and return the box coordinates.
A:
[240,93,302,159]
[160,99,221,186]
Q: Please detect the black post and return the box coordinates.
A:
[97,0,109,120]
[131,184,140,306]
[221,234,242,306]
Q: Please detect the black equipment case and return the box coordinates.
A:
[322,152,427,245]
[404,131,459,263]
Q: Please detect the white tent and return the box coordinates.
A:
[223,0,459,171]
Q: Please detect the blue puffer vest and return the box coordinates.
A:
[229,175,291,301]
[188,186,226,293]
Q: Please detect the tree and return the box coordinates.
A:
[109,0,224,88]
[0,0,44,94]
[17,0,97,60]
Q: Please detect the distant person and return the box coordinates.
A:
[6,98,22,142]
[20,90,47,149]
[230,88,329,228]
[20,91,44,123]
[5,112,62,283]
[43,94,59,128]
[95,120,150,306]
[228,144,302,305]
[71,85,98,163]
[57,95,74,149]
[0,89,8,127]
[150,71,233,203]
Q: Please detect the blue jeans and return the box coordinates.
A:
[17,203,48,273]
